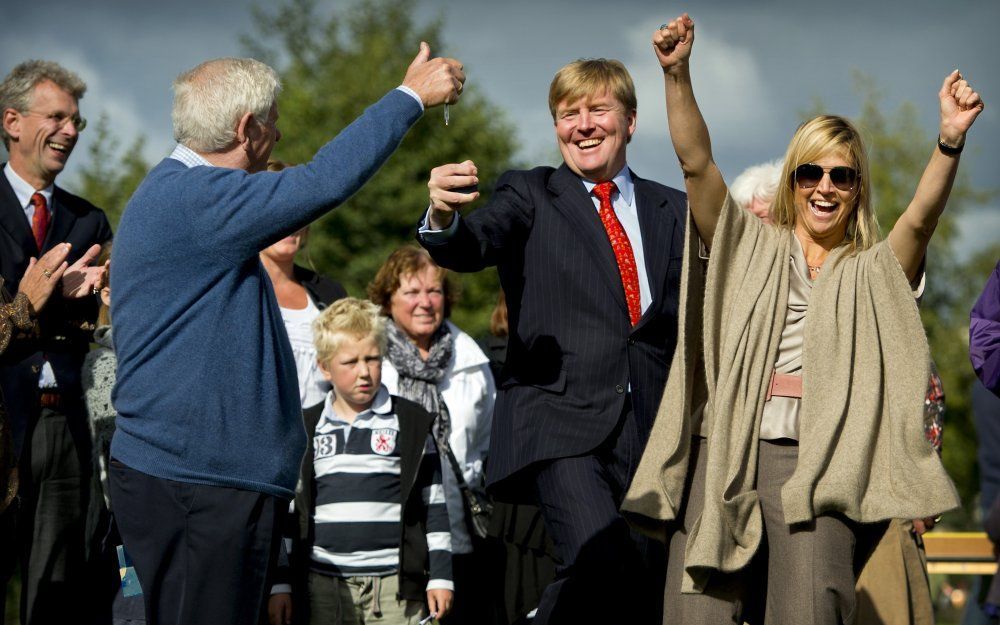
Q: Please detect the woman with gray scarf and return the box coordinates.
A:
[369,246,496,625]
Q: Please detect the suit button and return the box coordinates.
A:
[628,338,635,345]
[615,384,625,394]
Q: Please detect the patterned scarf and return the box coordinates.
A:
[385,320,455,453]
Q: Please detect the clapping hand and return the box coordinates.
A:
[653,13,695,73]
[60,243,106,299]
[939,70,984,148]
[18,243,71,313]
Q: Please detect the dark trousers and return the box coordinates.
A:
[16,405,94,625]
[444,550,500,625]
[109,460,282,625]
[530,398,665,625]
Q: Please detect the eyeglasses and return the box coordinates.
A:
[792,163,859,192]
[20,110,87,132]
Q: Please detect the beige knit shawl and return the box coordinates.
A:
[621,194,960,593]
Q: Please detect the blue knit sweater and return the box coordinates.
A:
[109,89,422,498]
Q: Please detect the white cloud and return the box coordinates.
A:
[624,17,779,147]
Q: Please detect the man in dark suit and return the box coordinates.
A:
[0,60,111,624]
[418,59,684,625]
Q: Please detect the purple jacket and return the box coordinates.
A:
[971,260,1000,396]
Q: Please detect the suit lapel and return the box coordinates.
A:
[633,173,678,329]
[547,164,628,315]
[45,187,79,253]
[0,171,36,254]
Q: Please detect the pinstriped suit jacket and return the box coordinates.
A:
[420,164,685,502]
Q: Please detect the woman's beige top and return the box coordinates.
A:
[760,234,927,441]
[758,235,811,440]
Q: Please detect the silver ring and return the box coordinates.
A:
[42,269,52,278]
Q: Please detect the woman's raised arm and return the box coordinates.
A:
[888,71,984,280]
[654,14,727,246]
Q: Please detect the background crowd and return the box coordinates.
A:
[1,2,999,625]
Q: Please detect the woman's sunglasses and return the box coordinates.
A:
[792,163,860,192]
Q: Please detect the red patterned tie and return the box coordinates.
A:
[593,181,642,326]
[31,192,49,251]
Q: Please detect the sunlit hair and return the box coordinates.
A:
[172,57,281,152]
[770,115,879,254]
[96,241,113,327]
[730,159,783,212]
[548,58,637,121]
[312,298,387,364]
[489,290,508,338]
[367,246,456,319]
[0,60,87,148]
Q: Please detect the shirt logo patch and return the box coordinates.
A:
[370,429,398,455]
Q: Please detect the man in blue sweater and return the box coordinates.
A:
[108,46,464,625]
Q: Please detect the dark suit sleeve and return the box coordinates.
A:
[418,170,535,272]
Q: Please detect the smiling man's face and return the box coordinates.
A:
[5,80,80,188]
[554,90,635,183]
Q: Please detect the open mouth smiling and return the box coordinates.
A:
[809,199,838,217]
[576,138,604,150]
[47,141,71,155]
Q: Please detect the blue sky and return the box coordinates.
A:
[4,0,998,253]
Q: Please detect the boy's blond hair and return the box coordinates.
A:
[312,298,387,363]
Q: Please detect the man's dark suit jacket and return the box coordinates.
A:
[420,164,685,502]
[0,165,112,452]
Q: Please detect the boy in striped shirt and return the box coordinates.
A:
[269,298,453,624]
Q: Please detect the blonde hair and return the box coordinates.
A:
[548,59,636,121]
[770,115,879,254]
[312,298,387,364]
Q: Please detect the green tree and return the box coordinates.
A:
[244,0,519,338]
[73,113,151,229]
[809,73,999,522]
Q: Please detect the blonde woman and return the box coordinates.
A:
[624,13,984,625]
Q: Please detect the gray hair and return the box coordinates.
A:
[172,57,281,153]
[0,60,87,148]
[730,159,783,210]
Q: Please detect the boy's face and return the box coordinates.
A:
[318,334,382,412]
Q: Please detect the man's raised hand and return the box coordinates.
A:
[402,42,466,109]
[427,160,479,230]
[653,13,695,73]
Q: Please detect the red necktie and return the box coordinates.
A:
[593,181,642,326]
[31,192,49,251]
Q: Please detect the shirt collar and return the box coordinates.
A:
[580,164,634,206]
[318,384,393,428]
[169,144,213,168]
[4,163,54,210]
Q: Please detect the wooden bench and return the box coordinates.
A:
[923,532,997,575]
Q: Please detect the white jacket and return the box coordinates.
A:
[382,320,496,554]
